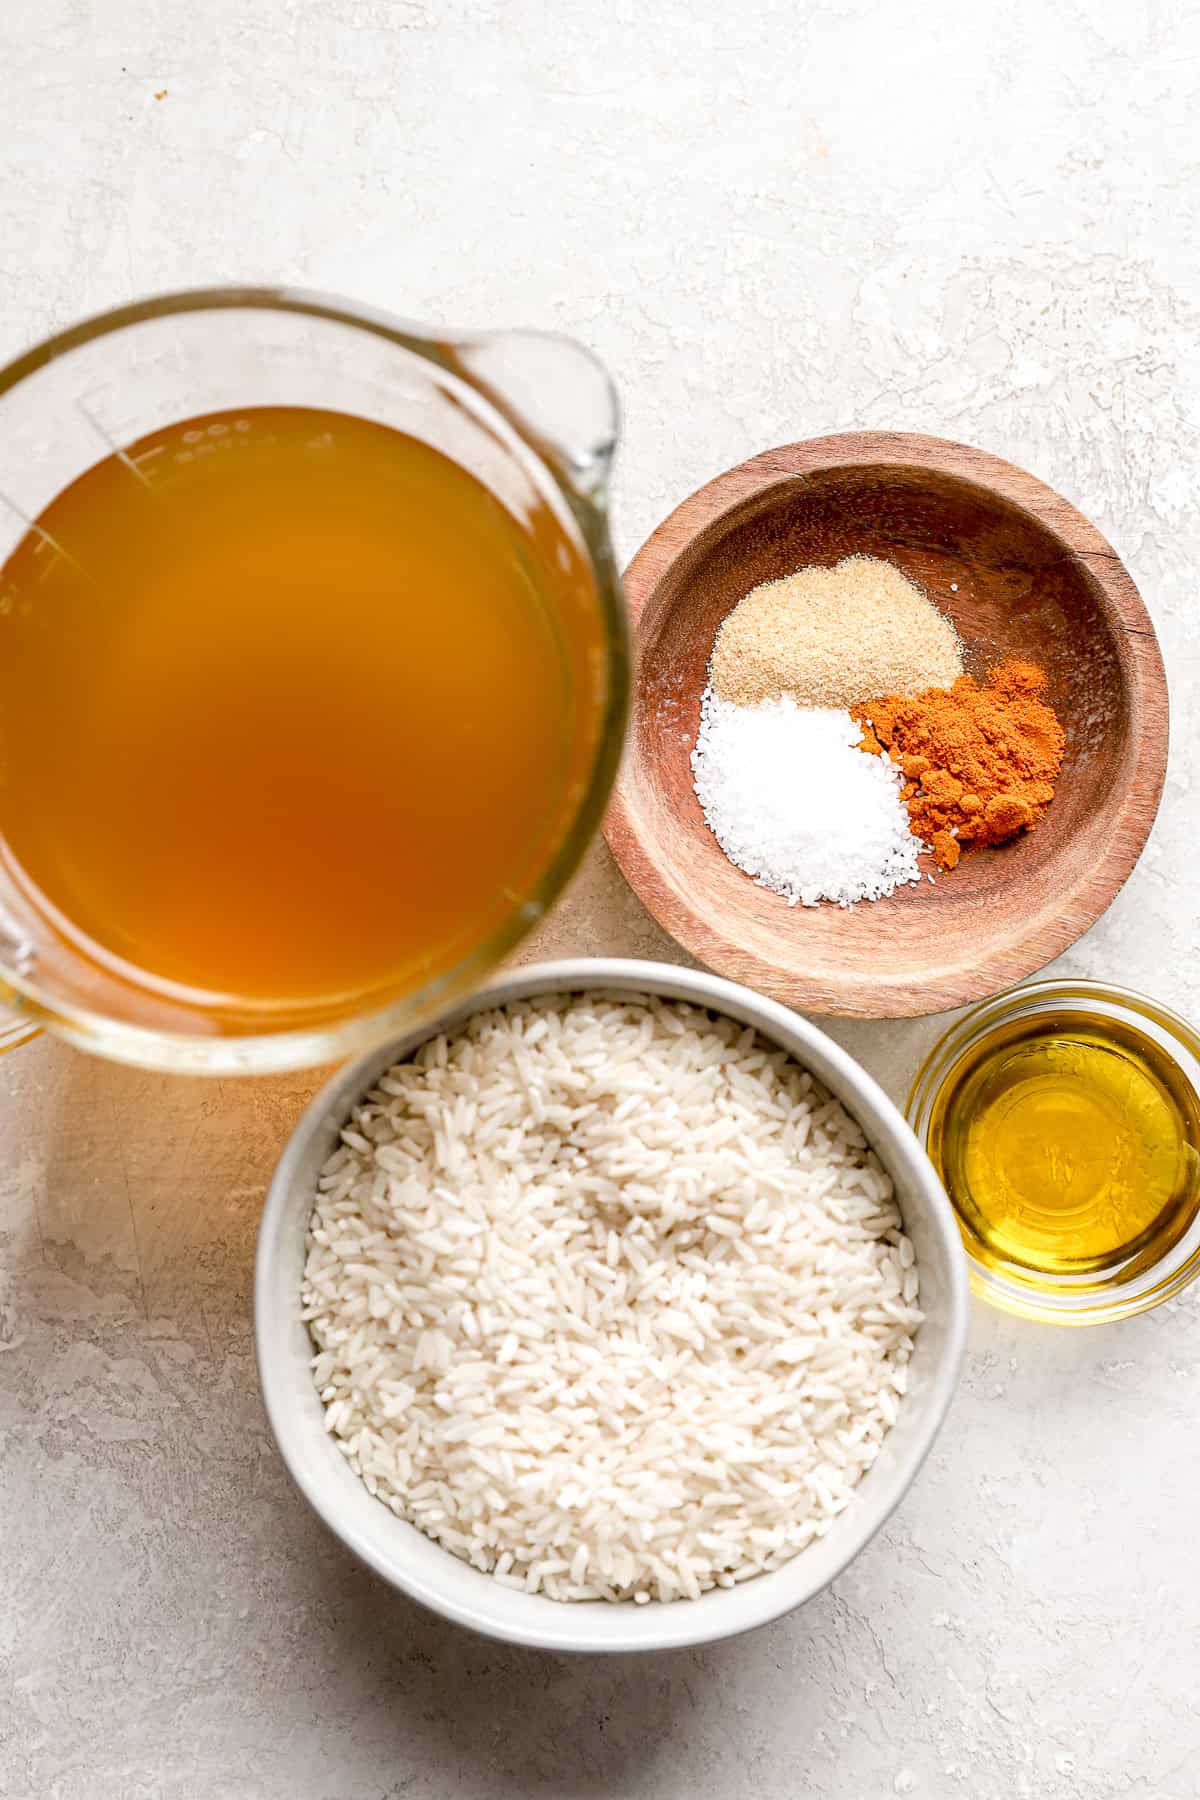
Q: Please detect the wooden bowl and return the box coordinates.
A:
[605,433,1168,1018]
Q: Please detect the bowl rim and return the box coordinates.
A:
[604,430,1169,1019]
[255,955,969,1652]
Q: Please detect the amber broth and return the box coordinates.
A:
[0,406,603,1013]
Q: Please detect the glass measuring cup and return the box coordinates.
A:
[0,289,628,1072]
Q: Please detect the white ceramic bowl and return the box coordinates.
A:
[255,959,968,1652]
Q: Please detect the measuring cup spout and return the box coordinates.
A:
[444,330,618,506]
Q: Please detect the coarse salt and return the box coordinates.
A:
[691,690,925,907]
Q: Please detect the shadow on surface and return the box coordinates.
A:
[38,1043,321,1339]
[308,1542,714,1799]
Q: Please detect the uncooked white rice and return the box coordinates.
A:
[302,994,921,1604]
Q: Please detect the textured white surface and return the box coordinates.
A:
[2,2,1199,1794]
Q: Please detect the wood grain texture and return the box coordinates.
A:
[604,433,1169,1018]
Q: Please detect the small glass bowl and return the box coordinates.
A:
[907,979,1200,1326]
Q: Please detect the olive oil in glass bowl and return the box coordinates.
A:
[908,981,1200,1324]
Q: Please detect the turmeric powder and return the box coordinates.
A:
[852,661,1065,870]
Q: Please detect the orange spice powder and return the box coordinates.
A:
[852,661,1065,870]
